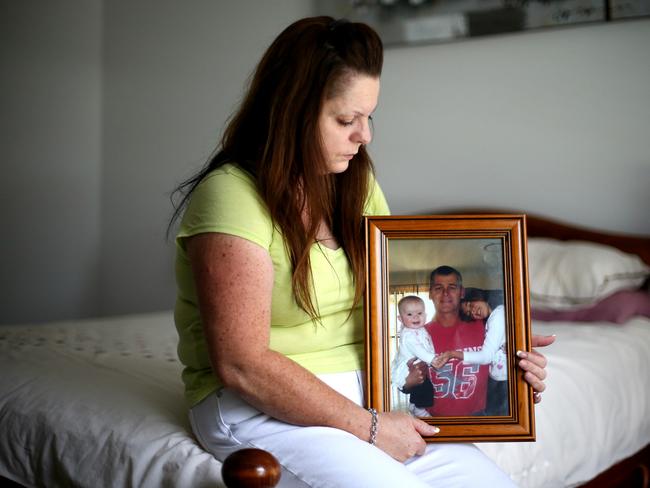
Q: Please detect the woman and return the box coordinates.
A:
[170,16,553,487]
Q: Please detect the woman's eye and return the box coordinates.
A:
[338,119,354,127]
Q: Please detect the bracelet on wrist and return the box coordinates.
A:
[367,407,378,445]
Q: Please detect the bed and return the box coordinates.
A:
[1,213,648,487]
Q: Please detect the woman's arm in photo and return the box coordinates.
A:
[463,305,506,365]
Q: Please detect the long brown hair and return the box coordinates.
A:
[170,16,384,319]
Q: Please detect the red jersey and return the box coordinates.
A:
[425,318,488,417]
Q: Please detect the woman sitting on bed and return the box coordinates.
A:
[169,16,554,487]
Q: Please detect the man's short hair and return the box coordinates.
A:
[397,295,424,314]
[429,265,463,289]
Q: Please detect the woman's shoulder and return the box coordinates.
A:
[201,162,256,188]
[188,162,263,210]
[364,172,391,216]
[178,163,273,246]
[192,163,266,208]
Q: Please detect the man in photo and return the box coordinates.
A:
[403,266,490,417]
[433,287,508,416]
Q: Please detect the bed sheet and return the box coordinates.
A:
[478,317,650,487]
[1,313,648,487]
[0,312,224,488]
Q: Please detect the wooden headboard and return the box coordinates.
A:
[525,214,650,265]
[437,209,650,265]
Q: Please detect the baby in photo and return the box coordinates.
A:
[391,295,435,417]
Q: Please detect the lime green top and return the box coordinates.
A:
[174,163,390,406]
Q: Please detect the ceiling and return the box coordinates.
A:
[387,237,505,290]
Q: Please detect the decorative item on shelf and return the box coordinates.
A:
[314,0,650,47]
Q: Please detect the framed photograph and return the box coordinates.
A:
[364,214,534,443]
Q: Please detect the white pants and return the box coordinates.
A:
[189,371,516,488]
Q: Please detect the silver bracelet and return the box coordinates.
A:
[368,408,378,445]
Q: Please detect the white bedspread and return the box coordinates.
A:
[0,312,223,488]
[478,318,650,487]
[1,312,649,487]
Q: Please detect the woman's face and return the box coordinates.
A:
[318,74,380,174]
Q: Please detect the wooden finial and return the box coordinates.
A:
[221,448,281,488]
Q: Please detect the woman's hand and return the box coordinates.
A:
[517,334,556,403]
[374,411,438,462]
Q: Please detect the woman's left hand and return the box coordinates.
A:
[517,334,556,403]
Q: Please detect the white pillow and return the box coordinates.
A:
[528,238,650,310]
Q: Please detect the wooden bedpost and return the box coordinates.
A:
[221,448,281,488]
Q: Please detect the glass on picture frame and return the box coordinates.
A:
[365,214,535,443]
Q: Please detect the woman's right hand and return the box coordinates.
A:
[374,411,439,462]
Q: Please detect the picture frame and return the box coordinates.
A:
[364,214,534,443]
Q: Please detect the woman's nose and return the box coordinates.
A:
[354,119,372,145]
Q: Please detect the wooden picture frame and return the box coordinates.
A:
[364,214,534,443]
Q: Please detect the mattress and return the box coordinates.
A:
[478,318,650,487]
[1,312,649,487]
[0,311,223,487]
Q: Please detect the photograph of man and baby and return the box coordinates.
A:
[389,238,508,418]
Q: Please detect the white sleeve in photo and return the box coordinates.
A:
[400,327,436,365]
[390,327,436,389]
[462,305,508,381]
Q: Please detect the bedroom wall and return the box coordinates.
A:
[98,1,313,317]
[2,2,648,324]
[1,1,103,324]
[372,18,650,234]
[100,10,647,318]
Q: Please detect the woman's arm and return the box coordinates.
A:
[187,232,438,460]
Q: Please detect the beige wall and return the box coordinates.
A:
[1,0,103,324]
[373,18,650,233]
[2,2,648,324]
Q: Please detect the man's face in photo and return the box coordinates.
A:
[429,273,463,315]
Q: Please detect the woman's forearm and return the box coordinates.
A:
[216,345,372,440]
